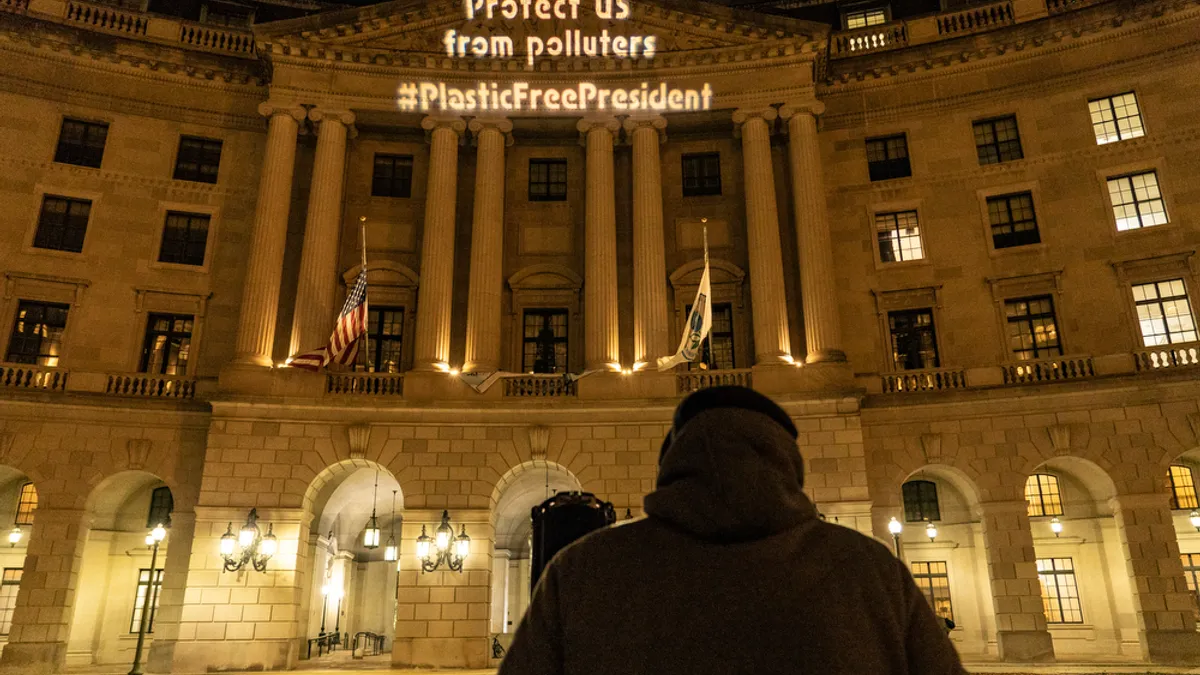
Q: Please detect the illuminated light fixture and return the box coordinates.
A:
[925,520,938,542]
[887,517,903,556]
[384,490,399,563]
[1190,510,1200,532]
[607,361,623,372]
[363,471,381,549]
[1049,516,1063,538]
[621,368,632,376]
[416,510,470,573]
[780,354,795,364]
[449,368,460,377]
[433,362,451,373]
[129,522,168,675]
[219,508,277,573]
[631,361,646,372]
[7,525,21,547]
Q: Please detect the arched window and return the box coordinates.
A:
[14,483,37,526]
[1025,474,1063,517]
[902,480,940,522]
[146,486,173,528]
[1167,465,1199,510]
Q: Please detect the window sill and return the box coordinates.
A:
[1113,222,1174,237]
[988,242,1048,258]
[22,246,88,261]
[876,258,931,270]
[51,160,102,170]
[148,260,209,275]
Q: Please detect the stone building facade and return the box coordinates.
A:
[0,0,1199,671]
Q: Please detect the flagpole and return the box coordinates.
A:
[700,218,710,369]
[360,216,370,373]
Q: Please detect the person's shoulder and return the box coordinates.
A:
[811,520,903,566]
[549,519,657,567]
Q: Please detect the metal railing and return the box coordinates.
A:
[326,372,405,396]
[1001,356,1095,385]
[1134,343,1200,371]
[0,363,68,392]
[0,0,30,13]
[676,368,753,394]
[503,375,576,397]
[882,368,967,393]
[105,373,196,399]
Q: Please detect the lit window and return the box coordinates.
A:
[357,307,405,373]
[1132,279,1197,347]
[910,561,954,622]
[1088,92,1144,145]
[902,480,940,522]
[1107,171,1168,231]
[371,154,413,198]
[866,134,911,182]
[845,7,887,29]
[1037,558,1083,624]
[146,486,173,529]
[0,569,22,636]
[888,309,939,371]
[1181,554,1200,622]
[529,159,568,202]
[5,302,68,367]
[158,212,210,266]
[53,118,108,168]
[14,483,37,527]
[1005,296,1062,361]
[1025,474,1062,517]
[173,136,223,184]
[522,309,568,373]
[973,116,1023,165]
[33,196,91,253]
[129,568,164,633]
[686,303,734,371]
[987,192,1039,249]
[1167,466,1198,510]
[140,314,194,376]
[681,153,721,197]
[876,211,924,262]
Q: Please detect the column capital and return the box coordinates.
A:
[622,115,667,143]
[421,115,467,136]
[309,108,357,138]
[468,116,514,146]
[577,115,620,140]
[779,100,826,122]
[732,107,777,137]
[256,102,306,123]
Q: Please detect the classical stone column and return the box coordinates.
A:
[733,108,792,364]
[578,116,621,371]
[0,507,86,670]
[412,116,465,371]
[289,109,355,358]
[232,103,305,368]
[979,499,1055,662]
[463,117,512,374]
[624,115,670,367]
[781,102,846,364]
[1111,491,1200,662]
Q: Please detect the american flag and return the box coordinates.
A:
[288,269,369,371]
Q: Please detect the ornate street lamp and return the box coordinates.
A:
[384,490,399,563]
[1190,510,1200,532]
[1050,516,1063,538]
[7,525,21,547]
[415,510,470,573]
[219,508,277,573]
[363,472,381,549]
[128,523,167,675]
[887,517,903,556]
[925,520,938,542]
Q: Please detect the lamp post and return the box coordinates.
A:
[415,510,470,573]
[128,523,167,675]
[887,517,903,557]
[319,583,330,635]
[219,509,278,572]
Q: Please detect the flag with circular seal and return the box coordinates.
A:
[656,260,712,371]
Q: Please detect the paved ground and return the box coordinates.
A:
[55,666,1200,675]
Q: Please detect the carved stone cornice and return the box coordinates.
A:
[0,155,255,199]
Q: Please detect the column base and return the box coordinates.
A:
[168,639,295,672]
[806,349,847,364]
[217,362,324,398]
[0,641,65,673]
[393,637,488,669]
[751,361,854,395]
[996,629,1055,662]
[1144,629,1200,665]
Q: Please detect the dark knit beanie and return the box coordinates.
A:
[660,385,798,461]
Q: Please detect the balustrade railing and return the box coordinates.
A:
[66,1,148,35]
[105,373,196,399]
[327,372,405,396]
[0,0,30,13]
[0,363,68,392]
[1046,0,1105,13]
[676,368,753,394]
[1134,343,1200,371]
[831,22,908,57]
[882,368,967,393]
[503,375,576,397]
[936,1,1014,35]
[1001,356,1095,385]
[178,21,255,55]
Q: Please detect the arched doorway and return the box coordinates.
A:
[1164,447,1200,619]
[67,470,172,667]
[0,466,35,657]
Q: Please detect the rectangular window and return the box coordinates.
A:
[681,152,721,197]
[888,309,939,371]
[1181,553,1200,622]
[173,136,223,184]
[33,195,92,253]
[1025,474,1063,517]
[146,486,173,528]
[866,134,911,182]
[6,301,69,367]
[1089,92,1145,145]
[356,307,405,374]
[845,7,887,29]
[140,313,194,376]
[528,159,568,202]
[686,303,734,371]
[910,561,954,622]
[973,116,1023,165]
[987,192,1040,249]
[0,569,22,636]
[875,211,924,262]
[371,154,413,198]
[53,118,108,168]
[1005,296,1062,361]
[1133,279,1197,346]
[1107,171,1168,231]
[522,309,568,374]
[902,480,941,522]
[1169,466,1199,510]
[1037,558,1084,624]
[158,212,210,266]
[129,568,164,634]
[14,483,37,527]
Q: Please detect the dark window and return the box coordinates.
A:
[201,1,253,26]
[0,569,21,636]
[1037,558,1083,624]
[1168,465,1199,510]
[902,480,940,522]
[146,486,173,528]
[33,196,91,253]
[875,211,924,262]
[522,309,568,373]
[129,568,164,633]
[681,152,721,197]
[529,159,567,202]
[54,119,108,168]
[356,307,405,373]
[973,116,1023,165]
[158,212,210,266]
[14,483,37,526]
[888,309,938,371]
[6,301,68,367]
[910,561,954,622]
[866,134,911,182]
[1005,296,1062,361]
[372,154,413,198]
[140,314,194,375]
[987,192,1040,249]
[173,136,223,184]
[686,303,734,371]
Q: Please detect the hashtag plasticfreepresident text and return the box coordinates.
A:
[397,81,714,113]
